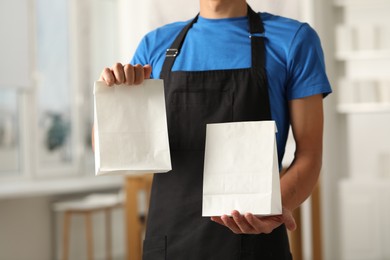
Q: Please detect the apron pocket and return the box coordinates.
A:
[142,236,167,260]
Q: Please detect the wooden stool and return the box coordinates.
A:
[53,193,123,260]
[124,174,153,260]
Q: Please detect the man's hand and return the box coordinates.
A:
[92,63,153,151]
[99,63,152,86]
[210,208,296,234]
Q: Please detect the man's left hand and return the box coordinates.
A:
[210,208,296,234]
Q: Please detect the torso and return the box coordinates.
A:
[134,8,331,260]
[132,12,331,164]
[142,8,292,260]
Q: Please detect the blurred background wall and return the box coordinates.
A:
[0,0,389,259]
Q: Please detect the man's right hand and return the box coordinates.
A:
[99,63,152,86]
[93,63,152,151]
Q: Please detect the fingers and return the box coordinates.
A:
[134,64,144,85]
[221,214,242,234]
[124,64,135,85]
[282,208,297,231]
[232,210,256,233]
[99,63,152,86]
[99,67,115,86]
[245,213,274,234]
[211,210,285,235]
[113,63,125,85]
[211,216,241,234]
[210,216,224,226]
[284,216,297,231]
[144,64,152,79]
[211,211,260,234]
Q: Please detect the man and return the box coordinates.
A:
[98,0,331,259]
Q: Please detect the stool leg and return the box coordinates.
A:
[125,177,143,260]
[85,212,94,260]
[62,211,71,260]
[105,208,112,260]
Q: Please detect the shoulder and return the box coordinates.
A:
[261,12,324,65]
[142,20,190,45]
[132,20,189,63]
[261,12,320,51]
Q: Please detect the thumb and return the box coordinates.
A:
[143,64,152,79]
[283,208,297,231]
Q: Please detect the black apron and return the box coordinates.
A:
[143,5,292,260]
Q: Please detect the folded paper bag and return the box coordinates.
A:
[202,121,281,216]
[93,80,171,176]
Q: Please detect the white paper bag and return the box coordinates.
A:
[93,80,171,176]
[202,121,281,216]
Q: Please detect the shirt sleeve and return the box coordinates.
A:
[130,37,148,65]
[286,23,332,100]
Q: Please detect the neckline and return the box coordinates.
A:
[197,15,248,24]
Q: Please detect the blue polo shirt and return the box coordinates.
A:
[131,12,332,163]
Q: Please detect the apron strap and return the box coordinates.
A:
[248,5,266,72]
[159,15,199,79]
[159,4,272,120]
[247,5,272,120]
[160,5,266,78]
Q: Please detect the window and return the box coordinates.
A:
[35,0,74,174]
[0,90,21,176]
[0,0,121,180]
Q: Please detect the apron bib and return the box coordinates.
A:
[143,5,292,260]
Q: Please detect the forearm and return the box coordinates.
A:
[280,150,322,211]
[282,94,324,211]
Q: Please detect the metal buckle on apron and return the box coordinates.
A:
[249,33,265,38]
[166,48,179,57]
